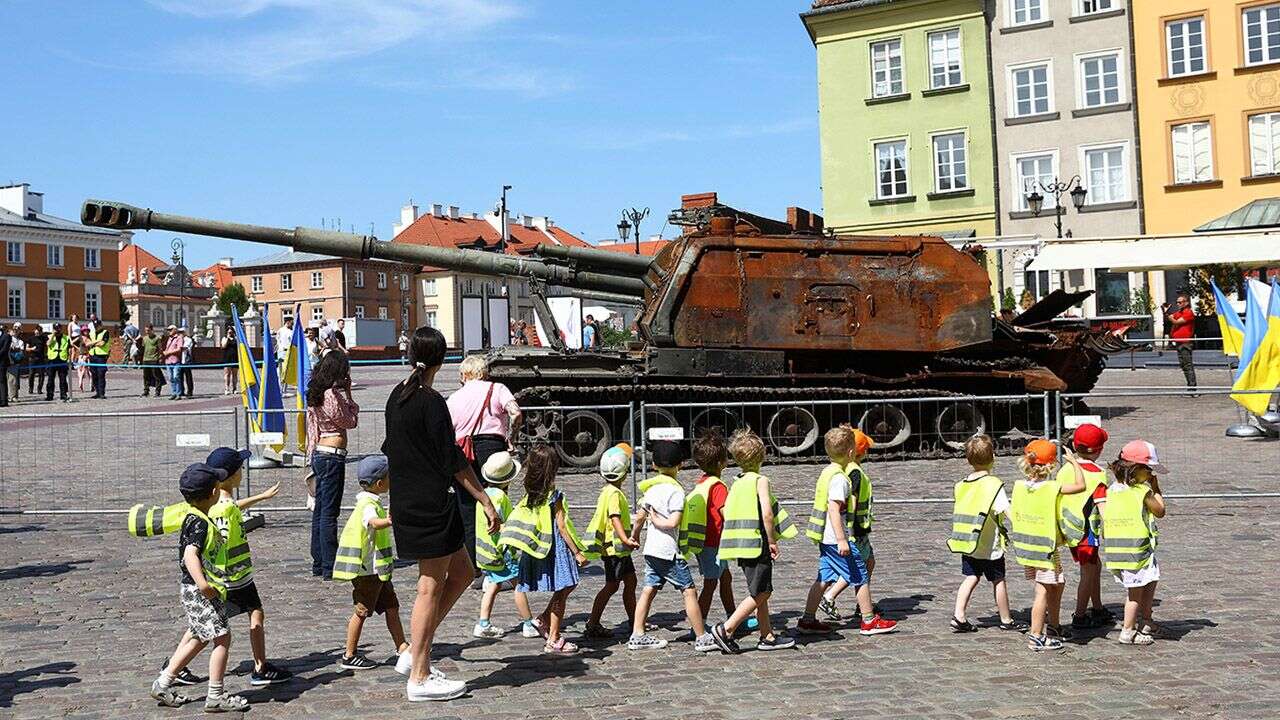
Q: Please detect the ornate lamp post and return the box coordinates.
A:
[621,207,649,255]
[171,238,186,330]
[1025,176,1088,238]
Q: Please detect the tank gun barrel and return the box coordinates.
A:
[81,200,646,296]
[534,243,654,275]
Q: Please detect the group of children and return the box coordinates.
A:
[137,419,1167,708]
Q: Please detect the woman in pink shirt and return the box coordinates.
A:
[306,352,360,578]
[162,325,185,400]
[445,354,523,570]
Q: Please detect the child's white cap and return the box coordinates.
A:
[599,445,631,483]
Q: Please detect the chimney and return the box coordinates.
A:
[218,257,233,267]
[0,183,42,218]
[681,191,718,209]
[531,216,549,231]
[400,202,419,228]
[431,203,444,218]
[521,214,533,228]
[448,205,460,220]
[787,207,812,233]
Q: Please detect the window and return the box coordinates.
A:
[48,288,63,318]
[1245,4,1280,67]
[1171,121,1214,184]
[378,306,388,320]
[1249,112,1280,176]
[1166,17,1206,77]
[353,270,364,288]
[151,307,164,326]
[928,29,963,89]
[422,278,437,297]
[281,307,294,325]
[1079,52,1122,108]
[1010,63,1051,117]
[84,247,100,270]
[354,305,365,319]
[1013,152,1058,211]
[47,244,63,267]
[1024,263,1052,302]
[1083,145,1128,204]
[423,311,437,328]
[1077,0,1113,14]
[8,287,22,317]
[310,271,323,289]
[280,273,293,291]
[874,139,909,199]
[932,133,968,192]
[1010,0,1044,25]
[85,291,99,318]
[400,274,409,291]
[250,275,263,293]
[311,306,324,323]
[377,272,387,289]
[870,39,904,97]
[1094,270,1132,315]
[5,241,22,265]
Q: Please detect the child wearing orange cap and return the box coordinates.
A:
[1059,423,1114,630]
[1009,439,1087,652]
[814,427,883,624]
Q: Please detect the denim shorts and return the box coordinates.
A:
[643,555,695,590]
[816,543,867,586]
[694,547,728,580]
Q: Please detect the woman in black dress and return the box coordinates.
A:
[383,326,499,702]
[220,322,238,395]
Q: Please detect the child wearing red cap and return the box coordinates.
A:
[1100,440,1167,645]
[1059,423,1115,630]
[1009,439,1087,652]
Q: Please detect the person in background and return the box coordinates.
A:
[72,323,91,394]
[305,351,359,579]
[0,323,12,407]
[87,323,111,399]
[397,331,409,362]
[27,325,47,396]
[163,325,184,400]
[1162,293,1196,390]
[44,323,71,402]
[122,320,140,367]
[7,322,26,401]
[141,323,165,397]
[179,327,195,398]
[582,315,597,349]
[276,315,294,395]
[514,320,529,346]
[333,318,348,353]
[304,327,320,367]
[221,322,238,396]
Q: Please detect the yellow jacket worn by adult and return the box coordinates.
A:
[1101,483,1158,571]
[332,494,395,581]
[947,474,1005,555]
[806,463,852,544]
[717,472,796,561]
[583,483,632,560]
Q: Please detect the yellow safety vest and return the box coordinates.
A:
[46,335,70,362]
[332,495,394,581]
[1056,462,1108,545]
[1010,479,1061,569]
[186,506,227,599]
[717,471,797,562]
[684,476,724,555]
[476,487,513,572]
[211,499,253,587]
[947,474,1005,555]
[846,460,873,535]
[806,463,852,544]
[637,474,689,554]
[128,501,189,537]
[584,483,632,560]
[498,494,583,560]
[90,328,111,356]
[1101,483,1158,571]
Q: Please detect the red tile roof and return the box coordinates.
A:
[393,213,591,271]
[118,244,167,283]
[194,262,234,292]
[595,239,670,257]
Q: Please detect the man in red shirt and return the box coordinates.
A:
[1163,293,1196,389]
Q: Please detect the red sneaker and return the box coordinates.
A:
[859,615,898,636]
[797,618,833,635]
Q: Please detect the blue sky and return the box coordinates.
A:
[2,0,821,269]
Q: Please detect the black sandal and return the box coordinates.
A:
[950,616,978,633]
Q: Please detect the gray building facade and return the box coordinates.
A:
[989,0,1144,318]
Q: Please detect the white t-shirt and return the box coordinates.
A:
[640,481,685,561]
[276,326,293,360]
[964,471,1010,561]
[821,471,852,545]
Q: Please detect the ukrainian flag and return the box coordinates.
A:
[231,307,259,414]
[283,303,310,452]
[1231,279,1280,414]
[257,307,287,448]
[1211,280,1245,357]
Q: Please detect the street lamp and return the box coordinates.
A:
[1026,176,1087,238]
[621,207,649,255]
[499,184,512,254]
[617,218,631,245]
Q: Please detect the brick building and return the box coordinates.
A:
[118,244,217,333]
[1,183,129,327]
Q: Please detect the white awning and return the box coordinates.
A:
[1027,233,1280,272]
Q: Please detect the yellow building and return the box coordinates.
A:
[1134,1,1280,235]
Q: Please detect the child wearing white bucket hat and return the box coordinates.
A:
[473,451,537,639]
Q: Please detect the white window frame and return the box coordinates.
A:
[48,288,63,319]
[1248,111,1280,176]
[377,272,387,289]
[1171,120,1214,184]
[84,290,100,318]
[250,275,263,293]
[1009,149,1060,212]
[84,247,100,270]
[378,306,388,320]
[423,310,437,328]
[151,307,164,326]
[1078,141,1131,205]
[1244,4,1280,67]
[927,28,964,90]
[281,307,294,325]
[1166,16,1207,78]
[873,137,911,199]
[400,274,409,291]
[1009,0,1046,26]
[1075,0,1114,15]
[422,278,437,297]
[931,130,970,193]
[47,244,63,268]
[8,287,23,318]
[280,273,293,291]
[354,305,365,319]
[310,270,323,289]
[1007,60,1054,118]
[869,37,905,98]
[311,306,324,323]
[5,241,22,265]
[353,269,364,288]
[1076,49,1125,109]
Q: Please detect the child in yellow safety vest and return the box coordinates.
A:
[334,455,409,671]
[687,430,740,627]
[150,463,248,712]
[946,434,1025,633]
[1010,439,1087,652]
[472,451,537,640]
[800,426,898,636]
[817,427,881,623]
[1060,423,1115,630]
[498,444,587,655]
[707,430,798,654]
[626,439,716,652]
[584,444,642,639]
[1100,440,1167,646]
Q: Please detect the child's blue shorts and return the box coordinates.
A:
[817,543,867,586]
[484,557,519,585]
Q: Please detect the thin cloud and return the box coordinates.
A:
[579,116,813,151]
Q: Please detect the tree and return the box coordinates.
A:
[1186,264,1246,316]
[217,282,250,317]
[1000,288,1017,311]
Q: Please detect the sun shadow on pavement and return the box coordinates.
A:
[0,524,44,535]
[0,559,91,581]
[235,649,348,704]
[464,649,605,691]
[880,594,933,619]
[0,662,80,708]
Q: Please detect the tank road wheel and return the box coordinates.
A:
[934,402,987,451]
[766,407,819,456]
[858,404,911,450]
[691,408,741,440]
[627,406,680,447]
[557,410,612,468]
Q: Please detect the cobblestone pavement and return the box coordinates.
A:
[2,364,1278,719]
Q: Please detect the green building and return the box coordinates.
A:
[802,0,998,238]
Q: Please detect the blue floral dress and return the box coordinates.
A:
[516,490,580,593]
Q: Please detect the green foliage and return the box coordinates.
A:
[1128,286,1153,315]
[1186,264,1245,316]
[599,324,633,349]
[1000,288,1017,311]
[217,283,250,317]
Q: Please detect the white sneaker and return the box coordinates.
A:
[394,651,413,676]
[521,619,544,638]
[473,622,506,639]
[407,676,466,702]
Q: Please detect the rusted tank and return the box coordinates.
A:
[80,196,1122,466]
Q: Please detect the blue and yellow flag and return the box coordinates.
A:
[231,306,259,413]
[284,303,310,452]
[1211,280,1246,358]
[1232,279,1280,414]
[257,306,287,443]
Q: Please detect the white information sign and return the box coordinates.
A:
[176,434,211,448]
